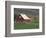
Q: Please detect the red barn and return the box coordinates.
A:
[16,13,32,23]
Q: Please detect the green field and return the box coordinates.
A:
[14,18,39,29]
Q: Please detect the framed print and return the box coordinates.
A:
[5,1,45,37]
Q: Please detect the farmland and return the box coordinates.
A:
[14,8,39,29]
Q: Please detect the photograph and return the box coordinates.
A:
[14,8,39,29]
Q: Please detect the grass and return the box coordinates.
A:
[14,18,39,29]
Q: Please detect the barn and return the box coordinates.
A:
[15,13,32,24]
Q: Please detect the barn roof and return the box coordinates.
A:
[20,13,30,20]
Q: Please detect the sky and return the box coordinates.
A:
[14,8,39,16]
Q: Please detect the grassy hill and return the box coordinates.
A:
[14,16,39,29]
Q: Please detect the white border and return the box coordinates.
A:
[11,5,42,34]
